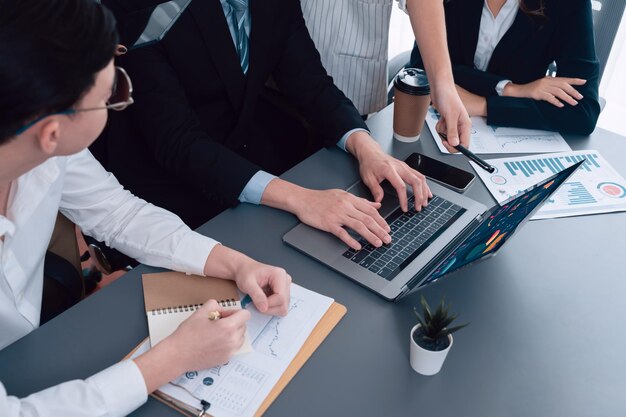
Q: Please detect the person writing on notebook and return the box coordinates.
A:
[410,0,600,135]
[0,1,290,415]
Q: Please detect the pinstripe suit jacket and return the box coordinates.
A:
[301,0,406,115]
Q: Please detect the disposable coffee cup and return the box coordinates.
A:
[393,68,431,143]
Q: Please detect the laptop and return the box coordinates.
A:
[284,159,584,300]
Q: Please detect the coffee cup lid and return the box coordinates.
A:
[394,68,430,96]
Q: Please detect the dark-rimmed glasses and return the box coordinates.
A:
[13,66,134,136]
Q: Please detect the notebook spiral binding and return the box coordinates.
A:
[150,298,238,315]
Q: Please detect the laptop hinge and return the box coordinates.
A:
[403,214,486,292]
[399,285,411,298]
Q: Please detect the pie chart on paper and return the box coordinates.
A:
[598,182,626,198]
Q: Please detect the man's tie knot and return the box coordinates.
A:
[226,0,248,15]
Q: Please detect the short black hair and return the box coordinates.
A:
[0,0,119,144]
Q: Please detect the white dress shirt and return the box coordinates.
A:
[0,149,219,416]
[474,0,519,94]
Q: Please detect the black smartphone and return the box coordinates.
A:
[116,0,192,50]
[404,152,475,193]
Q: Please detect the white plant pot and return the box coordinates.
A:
[409,324,453,376]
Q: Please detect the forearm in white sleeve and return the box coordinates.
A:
[58,150,217,276]
[0,361,146,417]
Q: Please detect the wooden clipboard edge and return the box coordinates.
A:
[152,391,198,417]
[123,338,148,360]
[123,302,347,417]
[255,301,347,417]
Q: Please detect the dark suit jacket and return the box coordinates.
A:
[410,0,600,135]
[97,0,366,228]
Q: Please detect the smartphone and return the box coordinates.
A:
[116,0,192,50]
[404,152,475,193]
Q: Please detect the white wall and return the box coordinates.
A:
[598,9,626,136]
[388,7,626,136]
[388,8,413,61]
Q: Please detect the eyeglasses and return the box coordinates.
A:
[13,66,134,136]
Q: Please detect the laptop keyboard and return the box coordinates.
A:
[342,195,465,281]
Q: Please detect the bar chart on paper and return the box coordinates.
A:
[471,151,626,219]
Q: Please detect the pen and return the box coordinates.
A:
[240,294,253,309]
[198,399,211,417]
[207,310,221,321]
[438,132,496,173]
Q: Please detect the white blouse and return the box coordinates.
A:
[0,149,219,416]
[474,0,519,71]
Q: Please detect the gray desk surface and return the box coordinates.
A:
[1,104,625,417]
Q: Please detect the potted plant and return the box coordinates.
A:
[410,296,468,375]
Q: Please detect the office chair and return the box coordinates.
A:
[387,49,412,104]
[592,0,626,82]
[41,251,83,324]
[547,0,625,109]
[591,0,625,111]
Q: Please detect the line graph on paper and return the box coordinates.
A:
[496,135,568,151]
[252,298,309,359]
[425,107,571,154]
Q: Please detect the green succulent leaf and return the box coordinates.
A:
[440,316,455,329]
[420,296,433,323]
[413,307,426,329]
[445,323,470,335]
[413,296,468,339]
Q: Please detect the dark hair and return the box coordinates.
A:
[0,0,119,144]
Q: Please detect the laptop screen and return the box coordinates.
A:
[420,160,583,285]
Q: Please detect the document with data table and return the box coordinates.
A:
[134,283,334,417]
[425,107,571,154]
[471,150,626,219]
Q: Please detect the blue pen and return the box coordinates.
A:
[240,294,253,309]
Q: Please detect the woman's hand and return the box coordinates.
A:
[503,76,586,108]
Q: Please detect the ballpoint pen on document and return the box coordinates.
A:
[438,132,496,173]
[241,294,253,309]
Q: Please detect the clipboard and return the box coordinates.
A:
[125,302,347,417]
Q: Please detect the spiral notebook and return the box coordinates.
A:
[142,271,242,347]
[128,282,346,417]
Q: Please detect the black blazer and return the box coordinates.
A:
[411,0,600,135]
[98,0,365,226]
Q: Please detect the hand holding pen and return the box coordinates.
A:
[438,132,496,173]
[234,261,292,317]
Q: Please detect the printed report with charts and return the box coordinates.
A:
[133,272,343,417]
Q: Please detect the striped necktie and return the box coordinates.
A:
[226,0,249,74]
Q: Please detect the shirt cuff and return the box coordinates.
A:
[336,128,370,152]
[172,232,219,276]
[86,360,147,417]
[495,79,512,96]
[238,170,277,205]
